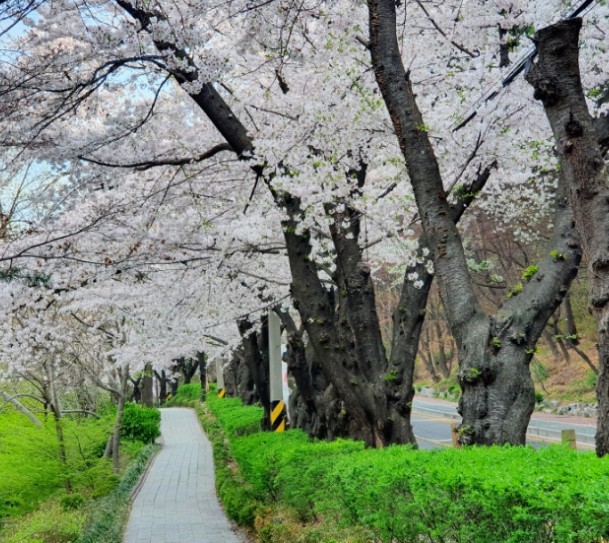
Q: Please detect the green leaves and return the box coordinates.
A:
[120,404,160,444]
[204,396,609,543]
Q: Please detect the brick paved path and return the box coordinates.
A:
[123,408,245,543]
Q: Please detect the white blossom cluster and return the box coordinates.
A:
[0,0,608,381]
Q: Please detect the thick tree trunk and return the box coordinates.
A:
[114,0,487,447]
[238,317,271,430]
[154,370,168,403]
[368,0,581,444]
[141,363,154,407]
[225,349,259,404]
[526,18,609,456]
[197,352,207,396]
[275,308,345,439]
[282,196,410,446]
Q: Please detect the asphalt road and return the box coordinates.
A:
[412,397,597,450]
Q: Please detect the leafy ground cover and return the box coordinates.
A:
[202,393,609,543]
[164,383,205,407]
[0,405,160,543]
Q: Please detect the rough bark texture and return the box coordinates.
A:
[238,318,271,430]
[225,348,260,405]
[197,352,207,396]
[114,0,502,447]
[275,308,348,439]
[368,0,581,444]
[526,18,609,456]
[281,192,418,446]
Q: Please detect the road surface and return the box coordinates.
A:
[412,396,596,450]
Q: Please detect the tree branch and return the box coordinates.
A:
[78,143,232,171]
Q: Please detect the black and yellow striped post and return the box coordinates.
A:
[271,399,286,432]
[269,311,287,432]
[215,358,226,399]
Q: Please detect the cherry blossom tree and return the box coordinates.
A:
[363,0,609,444]
[1,0,605,447]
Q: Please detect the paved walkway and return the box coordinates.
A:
[123,408,245,543]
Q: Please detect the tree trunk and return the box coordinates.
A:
[197,352,207,396]
[175,357,197,384]
[104,367,130,473]
[275,308,345,439]
[114,0,487,447]
[419,326,441,383]
[225,349,259,404]
[141,363,154,407]
[169,377,179,396]
[368,0,581,444]
[526,17,609,456]
[549,315,572,363]
[52,408,72,492]
[154,370,167,403]
[130,376,142,403]
[238,317,271,430]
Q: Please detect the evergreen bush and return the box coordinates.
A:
[120,403,161,444]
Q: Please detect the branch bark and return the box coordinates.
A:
[526,17,609,455]
[368,0,581,445]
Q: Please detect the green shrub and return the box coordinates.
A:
[121,404,160,444]
[320,445,609,543]
[203,394,609,543]
[196,403,258,526]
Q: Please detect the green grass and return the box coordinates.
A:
[75,444,158,543]
[0,413,114,520]
[164,383,205,406]
[0,401,160,543]
[1,498,87,543]
[203,394,609,543]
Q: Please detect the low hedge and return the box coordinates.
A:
[203,394,609,543]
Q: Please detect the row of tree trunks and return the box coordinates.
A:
[237,318,272,430]
[113,0,583,448]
